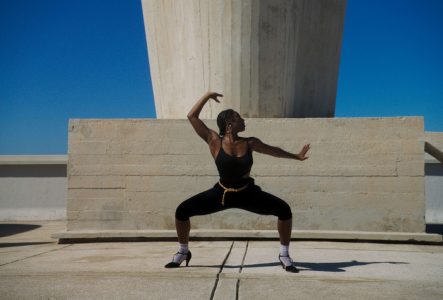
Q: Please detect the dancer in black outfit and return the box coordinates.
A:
[165,91,310,273]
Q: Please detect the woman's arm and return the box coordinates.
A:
[187,91,223,143]
[248,137,310,161]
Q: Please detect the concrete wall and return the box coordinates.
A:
[0,156,67,221]
[425,132,443,224]
[142,0,346,118]
[67,117,425,233]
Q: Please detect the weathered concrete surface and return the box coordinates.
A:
[1,222,443,300]
[0,156,67,221]
[63,117,428,238]
[142,0,346,118]
[425,132,443,224]
[52,229,442,243]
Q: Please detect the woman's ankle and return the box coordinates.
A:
[280,244,289,257]
[179,243,189,254]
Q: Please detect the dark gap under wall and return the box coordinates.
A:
[0,165,67,177]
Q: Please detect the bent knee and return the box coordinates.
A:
[175,202,190,221]
[277,202,292,220]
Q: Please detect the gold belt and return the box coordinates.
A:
[218,181,249,206]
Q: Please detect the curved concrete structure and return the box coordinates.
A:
[142,0,346,118]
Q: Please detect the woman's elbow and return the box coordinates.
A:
[187,112,197,119]
[187,114,200,124]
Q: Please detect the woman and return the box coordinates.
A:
[165,91,310,273]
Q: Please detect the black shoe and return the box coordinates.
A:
[164,251,192,268]
[278,254,299,273]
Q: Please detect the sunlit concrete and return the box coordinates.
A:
[141,0,346,118]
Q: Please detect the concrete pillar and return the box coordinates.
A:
[141,0,346,118]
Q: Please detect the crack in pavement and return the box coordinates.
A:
[209,241,234,300]
[209,241,249,300]
[236,241,249,300]
[0,244,73,267]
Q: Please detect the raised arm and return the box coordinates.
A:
[248,137,310,161]
[187,91,223,143]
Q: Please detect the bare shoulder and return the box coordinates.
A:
[246,137,263,150]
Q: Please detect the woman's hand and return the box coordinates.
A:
[204,91,223,103]
[297,144,310,161]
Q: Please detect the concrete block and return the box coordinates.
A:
[65,117,427,235]
[68,188,126,199]
[68,176,126,189]
[69,157,217,176]
[123,191,191,212]
[397,159,425,176]
[67,196,124,212]
[69,141,108,155]
[257,176,423,194]
[125,176,217,192]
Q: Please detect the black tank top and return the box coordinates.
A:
[215,139,253,186]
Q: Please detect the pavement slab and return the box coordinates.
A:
[1,221,442,300]
[1,274,216,300]
[235,276,443,300]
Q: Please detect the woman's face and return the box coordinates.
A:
[227,112,245,133]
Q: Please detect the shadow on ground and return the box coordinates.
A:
[188,260,409,272]
[0,242,54,248]
[295,260,408,272]
[0,224,41,238]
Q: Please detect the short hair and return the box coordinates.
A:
[217,109,236,136]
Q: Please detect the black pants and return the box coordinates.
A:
[175,178,292,221]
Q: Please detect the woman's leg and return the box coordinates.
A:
[232,186,293,226]
[164,219,191,268]
[166,186,224,267]
[277,218,298,272]
[231,186,298,272]
[278,218,292,246]
[174,186,224,235]
[176,219,190,244]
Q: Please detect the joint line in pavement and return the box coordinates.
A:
[209,241,234,300]
[236,241,249,300]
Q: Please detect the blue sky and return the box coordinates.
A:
[1,0,442,154]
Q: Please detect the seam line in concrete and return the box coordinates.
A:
[236,240,249,300]
[0,244,73,267]
[209,241,234,300]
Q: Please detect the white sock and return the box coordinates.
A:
[280,244,289,257]
[179,243,189,254]
[172,243,189,264]
[279,245,292,267]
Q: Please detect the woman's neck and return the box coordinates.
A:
[223,132,239,143]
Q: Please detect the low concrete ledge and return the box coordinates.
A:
[0,155,67,165]
[52,229,442,244]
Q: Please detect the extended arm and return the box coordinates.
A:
[248,137,310,161]
[187,91,223,143]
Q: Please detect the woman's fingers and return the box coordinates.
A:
[208,92,223,103]
[297,144,310,160]
[301,144,310,155]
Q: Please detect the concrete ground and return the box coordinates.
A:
[1,222,442,300]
